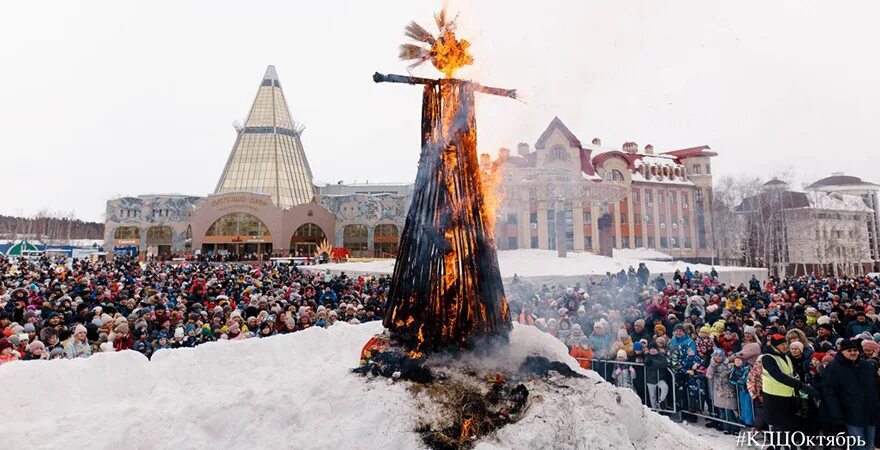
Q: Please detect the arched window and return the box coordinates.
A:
[145,226,173,245]
[343,224,369,252]
[611,169,624,182]
[205,212,271,238]
[290,223,327,257]
[373,224,400,257]
[114,226,140,240]
[549,146,568,161]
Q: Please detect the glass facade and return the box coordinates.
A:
[206,213,271,239]
[290,223,326,256]
[215,66,316,209]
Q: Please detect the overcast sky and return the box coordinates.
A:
[1,1,878,222]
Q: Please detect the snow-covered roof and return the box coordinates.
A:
[634,154,679,169]
[630,170,694,186]
[805,192,872,213]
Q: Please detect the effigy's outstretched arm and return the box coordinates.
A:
[373,72,517,99]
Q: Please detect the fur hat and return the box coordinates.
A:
[817,315,831,326]
[115,323,129,334]
[838,339,857,351]
[862,340,880,353]
[28,340,45,352]
[616,349,627,359]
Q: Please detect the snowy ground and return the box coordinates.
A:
[1,321,735,449]
[305,249,766,286]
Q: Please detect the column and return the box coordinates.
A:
[573,202,585,251]
[613,203,621,249]
[537,203,549,250]
[591,203,600,253]
[626,194,635,248]
[518,207,529,249]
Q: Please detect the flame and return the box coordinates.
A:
[460,418,474,442]
[399,9,474,78]
[480,161,504,238]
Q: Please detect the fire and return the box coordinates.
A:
[480,160,504,237]
[459,418,474,442]
[399,9,474,78]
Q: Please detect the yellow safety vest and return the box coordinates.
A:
[762,354,795,397]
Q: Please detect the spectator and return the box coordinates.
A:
[707,349,737,434]
[822,339,880,450]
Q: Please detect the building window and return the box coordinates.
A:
[622,237,630,248]
[611,169,624,182]
[682,194,689,209]
[684,237,692,249]
[635,236,643,247]
[669,192,676,205]
[645,213,652,225]
[660,237,668,248]
[531,236,539,249]
[645,191,653,206]
[620,213,627,224]
[647,236,655,248]
[529,212,538,224]
[585,236,592,249]
[634,213,640,225]
[507,237,518,250]
[670,237,678,248]
[693,164,702,174]
[550,146,568,160]
[633,190,640,203]
[528,189,537,200]
[659,191,665,205]
[671,215,678,225]
[583,211,591,224]
[547,209,556,251]
[706,164,711,174]
[683,215,690,229]
[659,214,666,226]
[506,213,517,225]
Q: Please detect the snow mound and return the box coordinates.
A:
[306,249,767,285]
[1,322,726,449]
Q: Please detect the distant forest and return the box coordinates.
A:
[0,213,104,241]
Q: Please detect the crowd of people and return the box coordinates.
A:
[0,254,389,363]
[508,264,880,448]
[4,253,880,447]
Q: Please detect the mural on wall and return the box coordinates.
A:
[105,195,202,252]
[319,193,409,249]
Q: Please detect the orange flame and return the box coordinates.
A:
[399,9,474,78]
[460,418,474,442]
[480,159,504,237]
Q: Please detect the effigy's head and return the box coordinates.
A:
[398,9,474,78]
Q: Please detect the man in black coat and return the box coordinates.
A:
[822,340,880,450]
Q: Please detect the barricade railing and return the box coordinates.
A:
[577,357,746,430]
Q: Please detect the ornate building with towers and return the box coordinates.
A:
[483,117,718,262]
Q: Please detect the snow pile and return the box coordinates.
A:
[306,249,767,285]
[0,321,729,449]
[612,247,672,261]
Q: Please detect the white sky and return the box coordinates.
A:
[1,1,878,222]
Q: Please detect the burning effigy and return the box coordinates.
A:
[355,10,584,450]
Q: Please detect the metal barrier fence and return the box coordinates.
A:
[578,358,747,430]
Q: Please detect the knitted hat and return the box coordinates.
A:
[789,341,804,352]
[821,353,835,365]
[699,325,712,335]
[862,340,880,353]
[0,338,12,351]
[839,339,857,351]
[115,323,129,334]
[28,340,45,352]
[74,324,87,335]
[633,342,644,351]
[616,349,627,359]
[769,334,786,347]
[23,323,35,333]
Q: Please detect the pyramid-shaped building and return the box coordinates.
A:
[215,65,316,209]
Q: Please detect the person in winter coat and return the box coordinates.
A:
[636,263,650,286]
[735,327,762,367]
[567,324,593,370]
[613,349,636,392]
[24,340,47,361]
[113,323,133,352]
[707,348,738,434]
[729,355,754,427]
[822,340,880,450]
[746,357,765,430]
[761,334,818,433]
[846,311,877,338]
[645,342,670,410]
[0,338,19,365]
[695,325,715,362]
[64,325,91,359]
[680,346,708,416]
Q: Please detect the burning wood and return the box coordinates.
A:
[377,9,514,353]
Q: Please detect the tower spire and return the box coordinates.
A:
[214,66,316,209]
